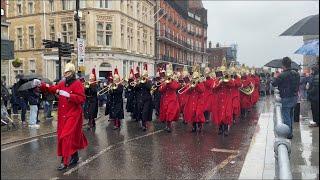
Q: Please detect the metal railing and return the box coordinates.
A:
[273,88,293,179]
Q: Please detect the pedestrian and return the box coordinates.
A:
[135,64,153,131]
[35,62,88,170]
[107,68,124,130]
[159,63,180,132]
[152,68,163,119]
[203,67,213,124]
[84,73,99,128]
[27,85,41,128]
[272,57,300,139]
[177,66,190,124]
[11,79,28,126]
[230,68,242,123]
[239,68,253,117]
[307,64,319,127]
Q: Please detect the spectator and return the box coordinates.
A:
[299,72,308,100]
[307,64,319,127]
[272,57,300,139]
[27,85,41,128]
[11,80,28,126]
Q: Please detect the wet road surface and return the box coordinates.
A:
[1,97,268,179]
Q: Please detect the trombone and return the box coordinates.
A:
[83,80,100,88]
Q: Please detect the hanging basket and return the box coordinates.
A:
[12,59,22,68]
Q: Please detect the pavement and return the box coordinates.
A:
[239,99,319,179]
[1,97,318,179]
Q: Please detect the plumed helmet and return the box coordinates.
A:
[64,63,75,73]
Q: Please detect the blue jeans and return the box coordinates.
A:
[29,105,38,125]
[280,96,298,137]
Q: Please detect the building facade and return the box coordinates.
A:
[6,0,155,86]
[206,42,238,68]
[155,0,208,72]
[1,0,14,85]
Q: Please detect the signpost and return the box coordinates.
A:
[77,38,85,66]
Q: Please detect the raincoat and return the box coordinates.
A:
[183,82,206,123]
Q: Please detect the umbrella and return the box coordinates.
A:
[280,14,319,36]
[18,81,37,91]
[295,39,319,56]
[264,59,301,70]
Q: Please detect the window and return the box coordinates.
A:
[50,22,55,40]
[97,23,104,45]
[137,2,140,19]
[137,29,140,52]
[28,1,34,14]
[96,0,109,8]
[17,0,22,15]
[105,24,112,46]
[80,22,86,40]
[29,60,36,73]
[17,28,23,50]
[49,0,54,12]
[61,0,74,10]
[61,22,73,43]
[62,0,67,10]
[80,0,86,8]
[29,26,35,48]
[121,25,125,48]
[96,22,112,46]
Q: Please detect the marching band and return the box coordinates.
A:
[84,59,260,136]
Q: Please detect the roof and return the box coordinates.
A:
[188,0,204,10]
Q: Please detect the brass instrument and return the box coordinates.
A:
[150,85,158,95]
[219,74,231,83]
[177,76,205,94]
[140,77,148,84]
[239,82,255,95]
[97,84,112,96]
[83,80,100,88]
[177,84,189,95]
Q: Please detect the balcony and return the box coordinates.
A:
[160,54,190,65]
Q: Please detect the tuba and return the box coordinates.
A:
[239,82,255,95]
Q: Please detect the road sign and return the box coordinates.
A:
[77,38,85,66]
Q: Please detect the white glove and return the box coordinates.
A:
[58,90,70,98]
[33,79,41,87]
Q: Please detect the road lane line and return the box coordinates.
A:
[1,139,39,151]
[202,154,239,180]
[210,148,240,154]
[42,134,57,139]
[64,129,164,175]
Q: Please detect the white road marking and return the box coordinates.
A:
[1,139,39,151]
[42,134,57,139]
[201,154,239,180]
[63,129,164,175]
[210,148,240,154]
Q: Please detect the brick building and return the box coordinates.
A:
[155,0,208,72]
[207,41,238,68]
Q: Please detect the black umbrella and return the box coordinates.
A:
[280,14,319,36]
[18,81,37,91]
[264,59,301,70]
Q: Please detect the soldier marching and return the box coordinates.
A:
[81,60,260,135]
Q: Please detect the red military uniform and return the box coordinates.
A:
[211,80,235,126]
[183,82,206,123]
[40,79,88,165]
[240,76,253,109]
[251,75,260,105]
[231,77,242,118]
[159,80,180,122]
[203,77,215,112]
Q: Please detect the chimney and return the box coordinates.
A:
[216,43,220,48]
[209,41,212,48]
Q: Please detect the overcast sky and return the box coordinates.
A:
[202,0,319,67]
